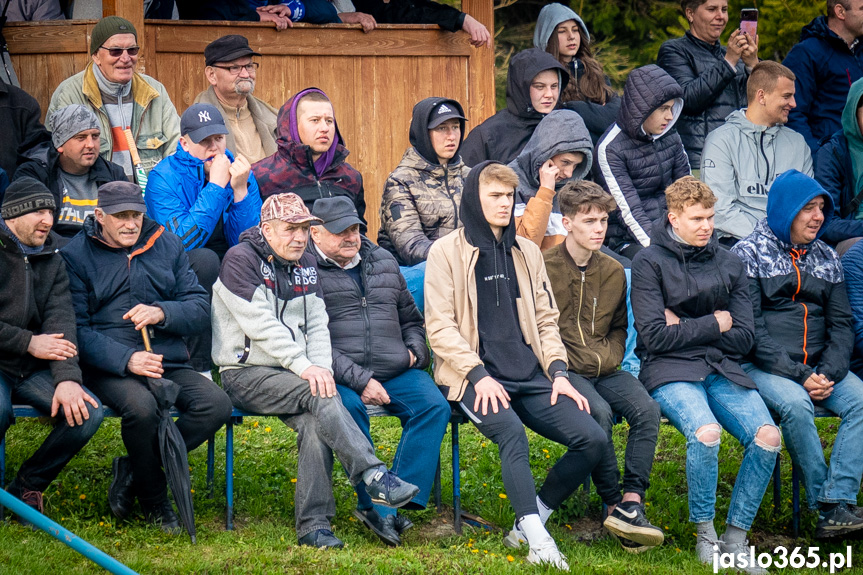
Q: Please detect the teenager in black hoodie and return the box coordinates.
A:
[425,162,605,570]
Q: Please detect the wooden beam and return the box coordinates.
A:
[101,0,146,71]
[462,0,496,126]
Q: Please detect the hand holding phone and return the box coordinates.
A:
[740,8,758,38]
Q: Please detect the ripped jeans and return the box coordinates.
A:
[650,374,780,530]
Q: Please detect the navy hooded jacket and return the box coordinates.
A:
[783,16,863,152]
[732,170,854,385]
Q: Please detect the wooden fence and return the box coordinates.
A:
[5,1,495,238]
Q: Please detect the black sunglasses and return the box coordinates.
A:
[100,46,140,58]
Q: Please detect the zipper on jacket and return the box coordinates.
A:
[789,249,810,364]
[592,297,597,335]
[359,263,372,369]
[576,271,587,345]
[444,164,459,225]
[759,132,770,186]
[21,255,33,373]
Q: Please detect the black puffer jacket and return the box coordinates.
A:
[593,65,690,252]
[0,225,82,386]
[460,49,569,167]
[15,142,127,238]
[61,216,209,377]
[0,80,51,178]
[657,31,748,168]
[312,237,430,392]
[630,222,755,393]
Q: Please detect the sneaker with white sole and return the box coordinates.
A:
[526,537,569,570]
[603,503,664,547]
[695,533,720,565]
[718,539,768,575]
[503,519,527,549]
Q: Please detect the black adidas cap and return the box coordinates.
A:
[428,101,466,129]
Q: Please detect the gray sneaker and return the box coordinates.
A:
[695,533,720,565]
[718,539,768,575]
[503,519,527,549]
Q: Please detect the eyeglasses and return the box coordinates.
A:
[211,63,260,75]
[99,46,140,58]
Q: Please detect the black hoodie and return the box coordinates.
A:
[460,49,569,168]
[461,162,545,384]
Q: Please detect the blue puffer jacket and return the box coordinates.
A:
[732,171,853,385]
[593,64,690,252]
[145,143,262,251]
[61,216,210,376]
[783,16,863,152]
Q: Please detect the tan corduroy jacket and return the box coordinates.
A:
[424,228,568,401]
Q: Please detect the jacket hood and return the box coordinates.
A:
[618,65,683,140]
[505,48,570,119]
[509,109,592,200]
[276,87,344,175]
[800,15,845,45]
[842,78,863,200]
[649,217,719,262]
[766,170,835,244]
[460,161,516,250]
[409,97,466,166]
[533,3,589,50]
[724,108,783,136]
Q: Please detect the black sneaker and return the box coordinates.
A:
[393,513,414,535]
[108,456,135,520]
[298,528,345,549]
[816,503,863,539]
[603,503,664,548]
[141,498,182,535]
[6,480,43,529]
[365,470,420,508]
[353,507,400,546]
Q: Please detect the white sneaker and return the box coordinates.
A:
[503,519,527,548]
[526,537,569,570]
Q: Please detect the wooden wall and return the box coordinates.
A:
[6,10,495,239]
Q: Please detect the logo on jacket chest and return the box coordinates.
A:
[260,261,275,290]
[293,266,318,288]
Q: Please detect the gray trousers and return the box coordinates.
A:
[221,366,384,537]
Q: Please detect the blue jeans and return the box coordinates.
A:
[399,261,426,316]
[650,374,779,530]
[338,368,450,516]
[745,364,863,508]
[0,370,103,492]
[621,268,640,377]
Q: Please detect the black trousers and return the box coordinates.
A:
[458,374,606,518]
[86,367,232,503]
[186,248,221,372]
[568,370,661,504]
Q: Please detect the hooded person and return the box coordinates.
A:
[252,88,366,227]
[594,64,690,260]
[732,170,863,539]
[814,77,863,248]
[424,161,606,571]
[460,49,569,167]
[508,109,592,251]
[377,97,469,313]
[378,97,469,266]
[533,3,621,145]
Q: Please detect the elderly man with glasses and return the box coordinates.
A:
[194,35,278,164]
[47,16,180,186]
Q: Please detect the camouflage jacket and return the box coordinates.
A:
[377,147,468,266]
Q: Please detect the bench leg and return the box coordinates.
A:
[772,455,781,515]
[792,463,801,539]
[433,457,442,510]
[206,436,215,500]
[451,420,461,535]
[1,436,5,521]
[226,419,234,531]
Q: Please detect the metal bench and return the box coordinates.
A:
[2,404,468,534]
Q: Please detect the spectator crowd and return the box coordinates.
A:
[5,1,863,573]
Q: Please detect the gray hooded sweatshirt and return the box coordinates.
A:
[701,109,813,240]
[509,109,593,239]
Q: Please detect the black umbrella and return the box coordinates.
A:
[141,328,197,543]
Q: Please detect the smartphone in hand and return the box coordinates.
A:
[740,8,758,38]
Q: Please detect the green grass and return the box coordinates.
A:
[1,415,861,574]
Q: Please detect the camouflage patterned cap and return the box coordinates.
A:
[260,193,323,225]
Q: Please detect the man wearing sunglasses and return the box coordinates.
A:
[194,35,278,164]
[47,16,180,185]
